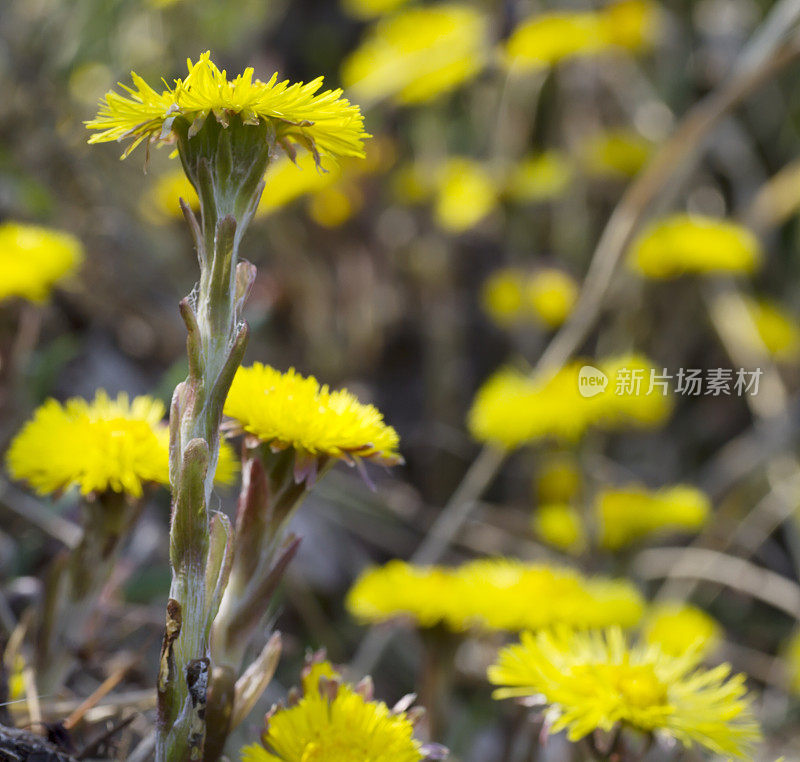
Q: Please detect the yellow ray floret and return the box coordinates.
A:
[346,558,643,632]
[0,222,83,304]
[7,391,238,497]
[628,214,762,278]
[223,363,401,465]
[241,657,431,762]
[489,628,759,759]
[86,51,368,161]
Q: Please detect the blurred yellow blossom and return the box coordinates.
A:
[580,129,653,179]
[489,627,760,758]
[307,185,362,227]
[532,503,586,554]
[505,151,573,203]
[535,453,582,503]
[223,363,401,466]
[434,158,498,232]
[596,483,710,550]
[7,391,237,498]
[142,170,199,223]
[525,268,578,327]
[503,1,660,71]
[481,268,526,326]
[628,214,762,279]
[0,222,83,304]
[739,296,800,361]
[643,602,721,658]
[503,11,607,71]
[468,354,671,449]
[599,0,661,52]
[783,630,800,693]
[342,5,489,105]
[347,558,643,632]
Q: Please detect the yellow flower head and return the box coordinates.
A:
[505,151,573,203]
[481,268,526,326]
[489,627,760,758]
[7,390,237,497]
[628,214,762,279]
[580,129,653,179]
[86,51,368,162]
[642,602,721,659]
[0,222,83,304]
[532,503,587,554]
[223,363,401,466]
[241,655,438,762]
[596,483,710,550]
[525,269,578,328]
[342,5,488,106]
[346,558,643,632]
[468,354,671,450]
[740,296,800,361]
[434,158,498,233]
[503,11,607,71]
[503,1,660,72]
[535,453,582,503]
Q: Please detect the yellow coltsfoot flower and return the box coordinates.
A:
[342,5,489,106]
[489,627,760,759]
[240,654,447,762]
[346,558,643,632]
[628,214,762,278]
[7,390,237,497]
[224,363,401,476]
[0,222,83,304]
[642,602,721,659]
[86,51,368,162]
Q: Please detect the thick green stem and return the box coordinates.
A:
[156,114,268,762]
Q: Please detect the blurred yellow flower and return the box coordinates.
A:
[7,391,238,498]
[347,558,643,632]
[628,214,762,279]
[599,0,661,52]
[643,602,721,658]
[481,268,526,326]
[503,1,660,71]
[489,627,760,759]
[468,354,671,449]
[391,161,435,204]
[580,129,653,179]
[241,657,429,762]
[341,0,411,20]
[142,170,199,223]
[596,484,710,550]
[741,297,800,361]
[434,158,498,232]
[525,268,578,328]
[503,10,606,71]
[481,268,578,328]
[87,51,368,161]
[783,630,800,693]
[505,151,573,203]
[223,363,401,466]
[0,222,83,304]
[307,185,361,227]
[532,503,586,554]
[342,5,488,105]
[535,453,582,503]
